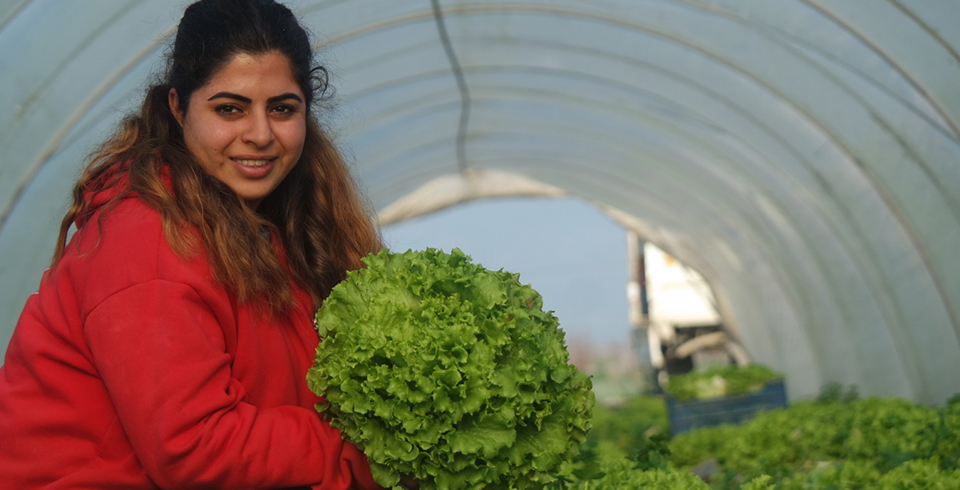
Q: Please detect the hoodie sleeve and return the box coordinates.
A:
[83,279,381,490]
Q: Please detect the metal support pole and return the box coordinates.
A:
[627,231,660,392]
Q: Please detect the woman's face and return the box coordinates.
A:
[169,51,306,209]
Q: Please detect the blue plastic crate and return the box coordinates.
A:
[666,379,788,435]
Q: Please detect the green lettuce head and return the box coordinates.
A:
[307,248,594,490]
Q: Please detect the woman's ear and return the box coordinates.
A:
[168,88,184,126]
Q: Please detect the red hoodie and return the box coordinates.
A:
[0,183,381,489]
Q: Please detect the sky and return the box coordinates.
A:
[380,195,633,347]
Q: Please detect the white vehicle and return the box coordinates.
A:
[627,234,748,391]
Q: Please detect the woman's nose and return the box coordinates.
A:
[241,111,275,147]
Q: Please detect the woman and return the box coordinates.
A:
[0,1,386,488]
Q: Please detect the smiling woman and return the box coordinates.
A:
[0,1,383,489]
[169,52,307,209]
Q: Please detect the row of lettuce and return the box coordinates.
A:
[549,369,960,489]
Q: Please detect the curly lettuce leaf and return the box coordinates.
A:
[307,248,595,490]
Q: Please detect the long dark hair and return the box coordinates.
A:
[54,0,382,312]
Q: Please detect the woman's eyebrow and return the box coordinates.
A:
[208,92,251,103]
[206,92,303,104]
[267,93,303,104]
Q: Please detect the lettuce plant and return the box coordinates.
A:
[307,248,595,490]
[665,364,783,402]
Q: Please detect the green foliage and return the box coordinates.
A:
[665,364,783,402]
[549,445,711,490]
[669,395,960,488]
[817,382,860,404]
[306,248,594,490]
[740,475,774,490]
[586,395,668,456]
[876,458,960,489]
[938,401,960,468]
[630,433,672,471]
[569,390,960,489]
[579,463,711,490]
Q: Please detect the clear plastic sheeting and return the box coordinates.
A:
[1,0,958,404]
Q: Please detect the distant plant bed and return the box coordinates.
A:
[552,392,960,489]
[586,395,669,455]
[667,395,960,489]
[665,364,783,402]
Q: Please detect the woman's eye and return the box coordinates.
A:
[215,104,241,115]
[272,104,298,116]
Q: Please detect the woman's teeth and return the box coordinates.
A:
[235,159,271,167]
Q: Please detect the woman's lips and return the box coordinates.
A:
[231,157,276,178]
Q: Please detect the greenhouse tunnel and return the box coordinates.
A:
[1,0,959,405]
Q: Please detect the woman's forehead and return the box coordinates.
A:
[197,51,303,99]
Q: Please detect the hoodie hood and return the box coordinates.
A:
[75,162,171,228]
